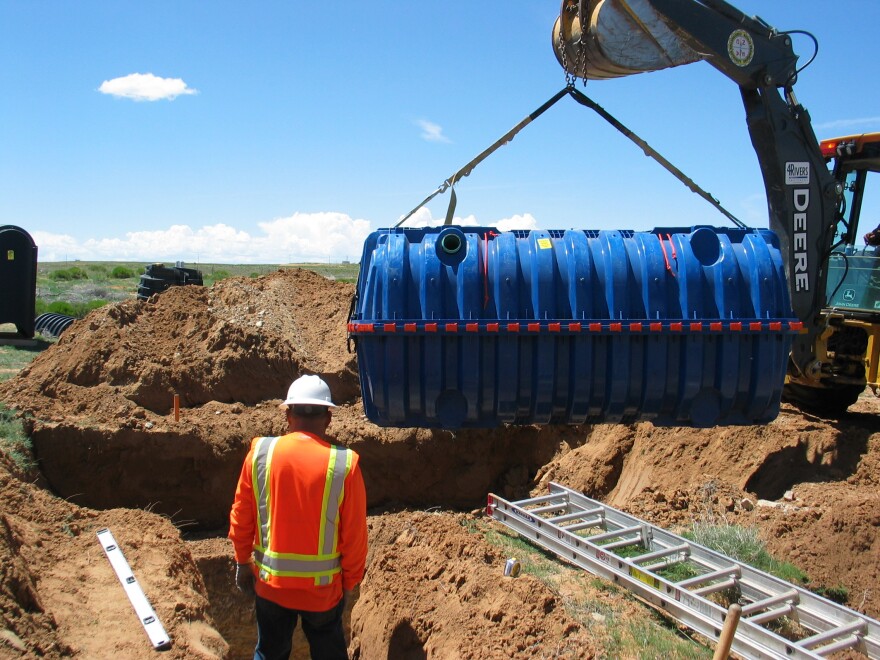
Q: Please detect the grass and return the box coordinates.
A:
[0,338,51,383]
[613,543,699,584]
[475,518,713,659]
[0,403,34,472]
[616,619,710,660]
[684,521,809,586]
[0,336,43,472]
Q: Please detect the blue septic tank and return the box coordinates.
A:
[348,226,800,429]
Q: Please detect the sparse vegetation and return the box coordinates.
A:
[0,404,34,471]
[613,542,699,583]
[86,264,107,276]
[34,299,109,319]
[0,340,49,382]
[206,269,231,284]
[29,261,359,316]
[684,522,809,585]
[814,584,850,605]
[478,519,713,658]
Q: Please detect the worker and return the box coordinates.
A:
[229,375,368,660]
[864,224,880,247]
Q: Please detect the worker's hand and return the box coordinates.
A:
[235,562,255,596]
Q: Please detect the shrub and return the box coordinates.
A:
[43,300,107,318]
[47,301,75,316]
[49,267,89,281]
[211,270,231,282]
[110,266,135,279]
[33,298,108,320]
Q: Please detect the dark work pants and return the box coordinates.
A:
[254,594,347,660]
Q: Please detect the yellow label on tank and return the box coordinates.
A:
[537,238,552,250]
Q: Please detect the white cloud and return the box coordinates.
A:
[396,207,538,231]
[494,214,538,232]
[397,207,438,227]
[415,119,450,143]
[30,210,540,264]
[98,73,198,101]
[256,212,373,263]
[812,117,880,132]
[31,212,373,264]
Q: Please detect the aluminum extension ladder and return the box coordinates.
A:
[487,482,880,659]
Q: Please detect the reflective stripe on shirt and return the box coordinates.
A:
[317,446,353,585]
[251,436,278,552]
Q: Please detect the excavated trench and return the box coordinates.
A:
[23,405,584,659]
[25,409,579,529]
[1,270,878,658]
[18,403,879,660]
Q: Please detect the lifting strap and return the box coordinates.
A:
[395,87,571,227]
[395,85,746,230]
[565,86,747,229]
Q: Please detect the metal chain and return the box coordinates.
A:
[558,4,575,87]
[576,1,589,87]
[558,1,589,88]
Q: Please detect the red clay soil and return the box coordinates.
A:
[0,268,878,658]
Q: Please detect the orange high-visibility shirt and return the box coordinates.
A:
[228,432,368,612]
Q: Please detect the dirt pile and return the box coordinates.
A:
[0,269,573,529]
[349,511,601,659]
[0,453,227,659]
[0,267,878,658]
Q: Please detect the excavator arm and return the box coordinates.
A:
[553,0,843,379]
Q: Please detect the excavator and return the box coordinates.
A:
[551,0,880,415]
[798,133,880,412]
[348,0,880,427]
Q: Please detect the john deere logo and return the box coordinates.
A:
[844,289,856,302]
[728,30,754,67]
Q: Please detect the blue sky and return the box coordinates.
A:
[1,1,879,264]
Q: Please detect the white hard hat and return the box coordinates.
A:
[282,375,337,407]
